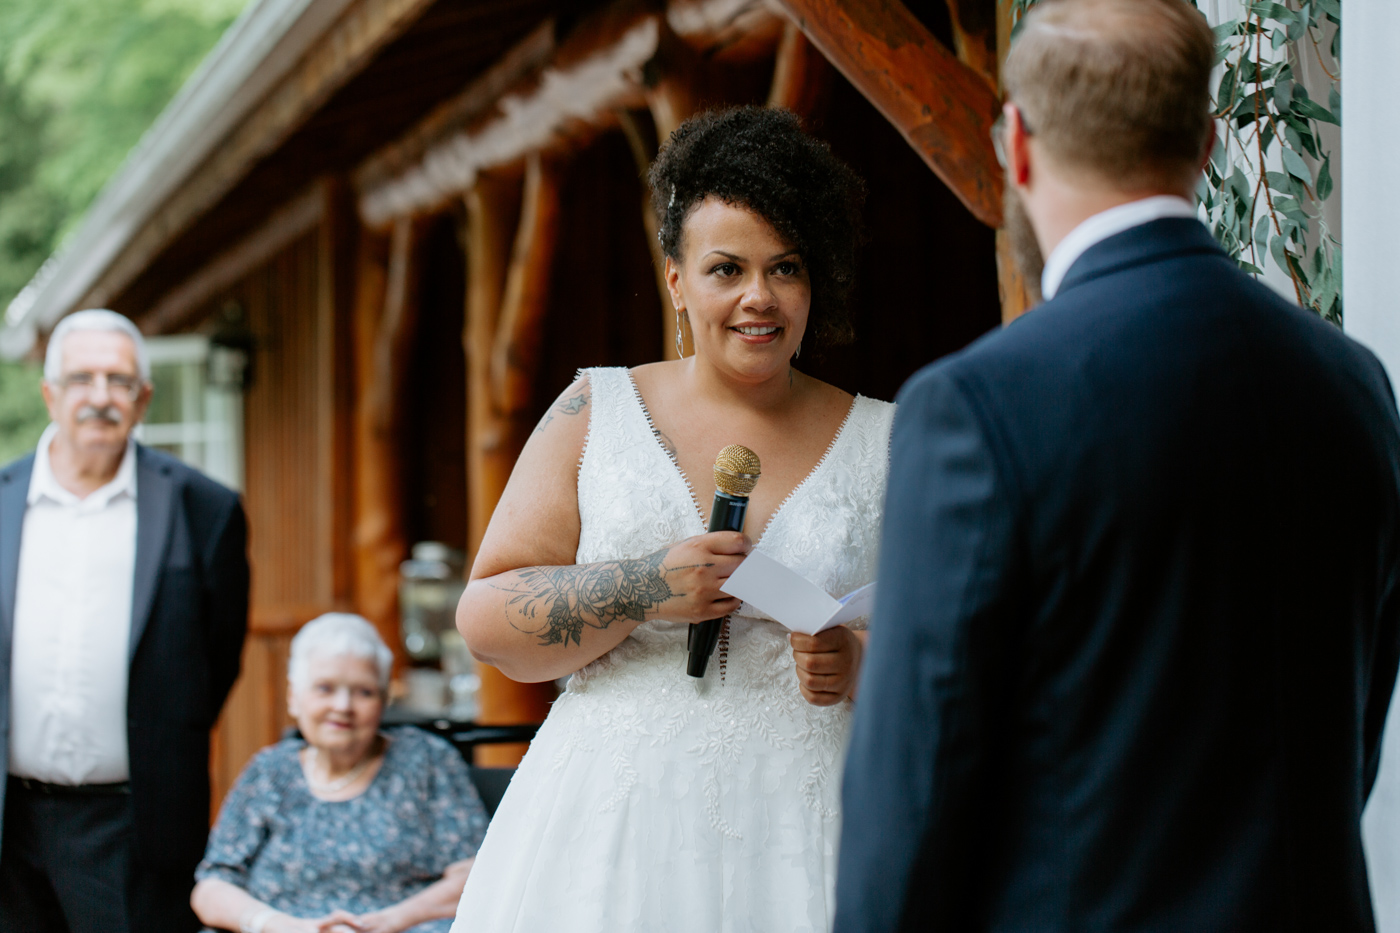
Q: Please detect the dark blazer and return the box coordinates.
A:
[0,444,249,878]
[835,219,1400,932]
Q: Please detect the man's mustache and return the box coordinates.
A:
[76,405,122,424]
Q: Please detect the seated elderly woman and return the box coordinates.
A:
[191,613,488,933]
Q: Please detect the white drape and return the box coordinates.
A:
[1346,5,1400,927]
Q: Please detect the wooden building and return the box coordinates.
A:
[3,0,1029,806]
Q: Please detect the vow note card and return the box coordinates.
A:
[720,549,876,636]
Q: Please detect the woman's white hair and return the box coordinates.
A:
[44,309,151,382]
[288,613,394,692]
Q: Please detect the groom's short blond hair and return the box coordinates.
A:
[1003,0,1216,189]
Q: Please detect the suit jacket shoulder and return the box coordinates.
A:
[0,452,35,489]
[136,444,239,502]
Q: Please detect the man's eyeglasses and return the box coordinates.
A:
[55,372,145,401]
[992,105,1034,169]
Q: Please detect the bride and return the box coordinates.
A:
[451,106,894,932]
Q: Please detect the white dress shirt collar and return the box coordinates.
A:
[1040,195,1199,301]
[29,423,138,509]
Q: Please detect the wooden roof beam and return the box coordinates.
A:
[356,2,660,227]
[666,0,786,60]
[773,0,1004,227]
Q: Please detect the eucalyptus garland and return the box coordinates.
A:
[1008,0,1342,323]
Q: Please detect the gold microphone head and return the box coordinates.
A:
[714,445,761,497]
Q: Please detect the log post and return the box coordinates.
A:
[995,0,1035,323]
[490,152,565,418]
[464,170,556,765]
[773,0,1003,227]
[766,20,831,119]
[945,0,999,89]
[642,21,703,360]
[617,111,678,360]
[996,229,1037,324]
[465,173,520,564]
[351,216,425,664]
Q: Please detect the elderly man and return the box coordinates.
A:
[836,0,1400,930]
[0,310,249,932]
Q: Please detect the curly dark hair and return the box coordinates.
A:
[648,107,865,348]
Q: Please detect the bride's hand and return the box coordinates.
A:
[654,532,749,624]
[790,627,865,706]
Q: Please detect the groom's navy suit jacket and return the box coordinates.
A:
[835,219,1400,932]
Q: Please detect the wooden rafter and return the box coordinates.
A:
[667,0,785,57]
[352,22,558,215]
[357,3,658,227]
[773,0,1004,227]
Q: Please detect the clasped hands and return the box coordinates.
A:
[261,860,472,933]
[264,908,403,933]
[665,532,865,706]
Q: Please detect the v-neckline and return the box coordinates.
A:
[623,370,860,548]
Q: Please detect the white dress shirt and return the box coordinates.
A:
[1040,195,1201,301]
[8,424,138,784]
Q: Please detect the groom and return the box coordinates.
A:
[835,0,1400,930]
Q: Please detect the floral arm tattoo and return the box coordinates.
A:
[489,549,696,647]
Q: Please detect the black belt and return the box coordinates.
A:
[8,775,131,796]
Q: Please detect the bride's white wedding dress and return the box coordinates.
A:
[451,367,894,933]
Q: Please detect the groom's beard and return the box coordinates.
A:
[1004,186,1045,305]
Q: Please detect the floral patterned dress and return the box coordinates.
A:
[197,726,488,932]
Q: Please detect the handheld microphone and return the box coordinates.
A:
[687,445,761,678]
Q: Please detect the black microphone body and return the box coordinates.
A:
[686,490,749,678]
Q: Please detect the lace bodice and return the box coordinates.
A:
[560,367,894,824]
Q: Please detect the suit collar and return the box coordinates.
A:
[0,455,34,653]
[1041,196,1198,300]
[1055,217,1226,299]
[130,445,175,663]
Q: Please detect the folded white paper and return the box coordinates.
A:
[720,549,876,635]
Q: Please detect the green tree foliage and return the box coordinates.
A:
[0,361,48,466]
[0,0,248,457]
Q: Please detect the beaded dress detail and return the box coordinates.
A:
[450,367,894,933]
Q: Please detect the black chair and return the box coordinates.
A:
[409,721,542,819]
[466,766,515,818]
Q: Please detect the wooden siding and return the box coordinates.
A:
[208,227,353,810]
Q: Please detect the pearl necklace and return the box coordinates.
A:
[304,740,382,793]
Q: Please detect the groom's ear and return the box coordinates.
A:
[1006,104,1034,189]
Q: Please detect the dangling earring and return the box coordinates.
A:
[675,308,686,358]
[794,341,802,360]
